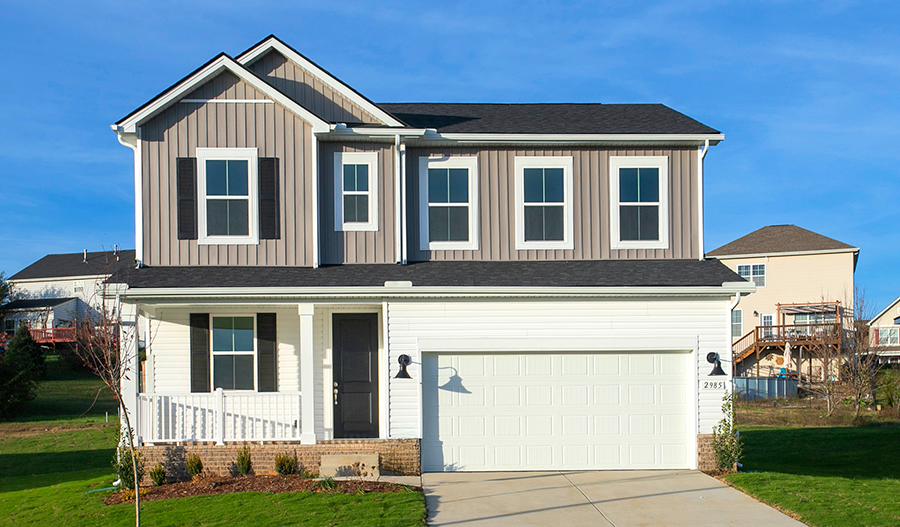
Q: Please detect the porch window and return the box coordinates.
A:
[197,148,259,245]
[609,156,669,249]
[211,316,255,391]
[334,152,378,231]
[737,264,766,287]
[732,309,743,338]
[419,156,479,250]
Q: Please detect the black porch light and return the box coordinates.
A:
[707,352,726,376]
[395,354,412,379]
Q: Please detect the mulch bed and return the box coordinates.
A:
[104,474,419,505]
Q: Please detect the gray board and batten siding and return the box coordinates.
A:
[245,49,385,126]
[140,71,316,267]
[405,147,700,262]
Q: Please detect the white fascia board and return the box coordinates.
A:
[708,247,860,260]
[417,132,724,146]
[869,295,900,327]
[123,282,755,303]
[113,55,330,135]
[236,37,405,128]
[9,273,113,284]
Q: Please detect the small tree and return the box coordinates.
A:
[844,287,882,421]
[0,326,46,419]
[806,339,843,416]
[711,391,743,471]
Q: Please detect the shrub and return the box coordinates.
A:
[114,447,145,490]
[149,462,166,486]
[274,452,297,476]
[236,443,252,475]
[880,370,900,417]
[298,466,318,479]
[712,392,743,471]
[186,453,203,478]
[0,326,46,418]
[316,477,338,492]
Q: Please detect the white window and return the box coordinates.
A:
[334,152,379,232]
[3,319,16,332]
[514,156,574,250]
[732,309,743,338]
[876,328,899,346]
[73,281,84,294]
[737,264,766,287]
[211,315,256,391]
[609,156,669,250]
[197,148,259,245]
[419,156,479,250]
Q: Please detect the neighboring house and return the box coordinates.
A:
[3,250,136,344]
[112,35,752,475]
[707,225,858,380]
[869,296,900,364]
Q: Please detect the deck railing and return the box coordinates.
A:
[734,322,842,362]
[29,327,76,343]
[137,389,302,444]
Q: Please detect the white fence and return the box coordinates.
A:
[137,389,302,444]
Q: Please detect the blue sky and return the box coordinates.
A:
[1,1,898,311]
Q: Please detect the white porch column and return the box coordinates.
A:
[120,320,140,446]
[299,303,316,445]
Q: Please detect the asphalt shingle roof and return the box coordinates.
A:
[10,250,136,282]
[3,297,76,310]
[126,259,742,289]
[707,225,857,257]
[377,103,720,135]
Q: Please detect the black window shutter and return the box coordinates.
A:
[190,313,210,392]
[176,157,198,240]
[257,313,277,392]
[258,157,281,239]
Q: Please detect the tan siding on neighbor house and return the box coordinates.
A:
[247,50,384,125]
[319,142,397,264]
[140,71,315,267]
[406,146,699,262]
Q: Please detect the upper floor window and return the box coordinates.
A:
[609,156,669,250]
[737,264,766,287]
[732,309,743,338]
[419,156,479,250]
[212,315,255,391]
[514,156,574,250]
[334,152,378,231]
[197,148,259,245]
[73,281,84,294]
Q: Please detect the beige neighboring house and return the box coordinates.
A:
[707,225,858,379]
[869,296,900,364]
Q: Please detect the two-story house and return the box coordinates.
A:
[112,35,752,475]
[869,295,900,364]
[707,225,858,382]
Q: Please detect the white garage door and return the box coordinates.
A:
[422,352,693,472]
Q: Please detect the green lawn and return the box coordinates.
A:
[723,426,900,527]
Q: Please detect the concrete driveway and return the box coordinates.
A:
[424,471,805,526]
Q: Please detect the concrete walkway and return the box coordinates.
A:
[424,471,806,526]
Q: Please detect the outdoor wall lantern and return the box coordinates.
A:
[707,352,726,376]
[395,354,412,379]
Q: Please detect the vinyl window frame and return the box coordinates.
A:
[418,156,480,251]
[876,327,900,346]
[514,156,574,250]
[210,314,257,392]
[737,263,766,287]
[334,152,379,232]
[732,309,743,339]
[197,147,259,246]
[609,156,669,250]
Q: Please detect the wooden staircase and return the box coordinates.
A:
[733,322,843,373]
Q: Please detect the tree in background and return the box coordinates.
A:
[0,326,46,419]
[844,287,882,421]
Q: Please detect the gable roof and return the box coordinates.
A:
[378,103,720,135]
[871,295,900,327]
[707,225,858,258]
[3,297,76,311]
[236,35,405,127]
[10,250,136,282]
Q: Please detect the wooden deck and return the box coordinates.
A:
[29,327,76,344]
[733,322,842,376]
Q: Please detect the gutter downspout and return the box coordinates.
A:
[116,130,143,266]
[394,135,402,263]
[729,291,742,378]
[698,139,709,261]
[400,139,408,265]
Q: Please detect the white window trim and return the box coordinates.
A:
[197,147,259,245]
[73,280,84,293]
[418,156,480,251]
[609,156,669,250]
[514,156,574,250]
[737,263,766,288]
[210,314,258,393]
[732,309,743,339]
[334,152,379,232]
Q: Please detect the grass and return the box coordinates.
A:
[722,425,900,527]
[0,356,427,526]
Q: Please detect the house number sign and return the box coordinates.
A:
[702,381,727,390]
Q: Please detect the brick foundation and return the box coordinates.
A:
[137,439,420,484]
[697,434,716,472]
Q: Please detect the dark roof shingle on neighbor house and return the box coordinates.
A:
[378,103,721,135]
[3,297,76,310]
[707,225,857,257]
[127,259,742,289]
[10,250,136,282]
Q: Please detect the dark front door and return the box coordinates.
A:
[333,313,379,438]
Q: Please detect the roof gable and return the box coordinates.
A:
[871,295,900,327]
[707,225,858,258]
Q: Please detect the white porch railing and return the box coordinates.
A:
[137,389,302,444]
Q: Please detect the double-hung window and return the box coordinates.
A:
[211,316,255,391]
[737,264,766,287]
[197,148,258,245]
[419,156,479,250]
[334,152,378,231]
[610,156,669,249]
[876,327,900,346]
[732,309,743,338]
[515,156,574,250]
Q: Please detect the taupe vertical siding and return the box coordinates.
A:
[319,142,397,264]
[140,71,315,267]
[406,147,698,262]
[247,50,384,125]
